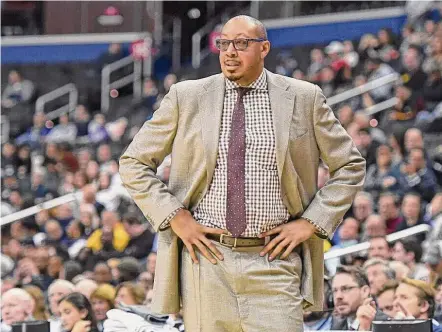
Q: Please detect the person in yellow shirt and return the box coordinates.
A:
[87,210,130,253]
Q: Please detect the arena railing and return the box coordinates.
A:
[101,54,143,114]
[324,224,431,261]
[35,83,78,120]
[327,73,399,107]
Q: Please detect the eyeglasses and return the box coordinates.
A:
[215,38,267,51]
[332,285,360,295]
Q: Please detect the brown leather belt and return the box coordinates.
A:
[206,233,266,248]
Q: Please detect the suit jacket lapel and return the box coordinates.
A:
[199,74,225,188]
[266,69,296,181]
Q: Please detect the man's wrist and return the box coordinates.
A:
[302,217,328,239]
[159,207,185,230]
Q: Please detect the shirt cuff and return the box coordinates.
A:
[159,207,184,230]
[302,216,328,239]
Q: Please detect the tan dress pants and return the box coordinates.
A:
[181,240,304,332]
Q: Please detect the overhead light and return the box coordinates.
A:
[188,8,201,19]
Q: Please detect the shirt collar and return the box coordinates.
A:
[225,70,267,91]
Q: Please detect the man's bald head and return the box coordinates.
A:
[223,15,267,40]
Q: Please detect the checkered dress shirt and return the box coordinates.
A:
[193,71,290,237]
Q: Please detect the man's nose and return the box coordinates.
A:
[226,41,237,55]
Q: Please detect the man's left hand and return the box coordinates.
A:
[258,218,316,261]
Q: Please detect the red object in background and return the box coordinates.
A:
[131,39,151,60]
[209,31,221,53]
[103,6,119,16]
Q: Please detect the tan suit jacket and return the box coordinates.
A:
[119,69,366,313]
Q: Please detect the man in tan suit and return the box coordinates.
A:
[120,16,366,332]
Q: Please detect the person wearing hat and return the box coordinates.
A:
[90,284,116,332]
[393,278,442,331]
[325,41,352,85]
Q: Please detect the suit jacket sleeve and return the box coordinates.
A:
[302,85,366,237]
[119,84,184,231]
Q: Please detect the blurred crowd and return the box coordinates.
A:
[2,7,442,332]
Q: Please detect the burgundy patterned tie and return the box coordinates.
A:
[226,87,252,237]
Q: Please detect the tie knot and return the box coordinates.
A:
[236,87,252,98]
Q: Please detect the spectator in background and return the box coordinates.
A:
[47,279,75,331]
[337,104,354,129]
[115,257,140,283]
[361,214,387,241]
[96,43,124,74]
[352,192,374,226]
[331,265,386,330]
[343,40,359,69]
[307,48,326,83]
[74,279,98,300]
[394,278,442,331]
[23,284,48,321]
[377,28,400,64]
[88,113,109,145]
[376,281,399,318]
[90,284,116,332]
[325,41,352,86]
[16,112,52,150]
[120,214,154,260]
[74,105,91,139]
[422,59,442,111]
[66,220,87,259]
[93,263,113,285]
[96,144,113,173]
[45,219,67,246]
[365,55,396,103]
[58,292,98,332]
[46,114,78,144]
[401,45,428,92]
[1,70,35,109]
[60,260,83,282]
[358,33,379,63]
[378,192,405,234]
[364,144,400,202]
[355,127,381,168]
[363,258,396,296]
[1,288,35,329]
[392,238,431,281]
[96,172,119,212]
[368,236,391,260]
[318,66,336,98]
[114,282,145,306]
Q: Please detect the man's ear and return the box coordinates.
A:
[261,41,271,59]
[419,300,429,315]
[361,285,371,298]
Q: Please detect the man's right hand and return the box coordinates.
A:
[170,209,226,265]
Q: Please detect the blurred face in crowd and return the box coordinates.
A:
[376,145,392,168]
[404,129,423,152]
[338,105,353,128]
[368,237,391,260]
[57,204,73,220]
[33,112,46,128]
[378,29,390,45]
[34,247,50,273]
[97,144,111,163]
[75,279,98,300]
[9,191,23,208]
[74,105,89,122]
[99,172,111,190]
[1,290,33,326]
[378,195,399,220]
[86,161,99,181]
[102,211,118,229]
[332,273,370,317]
[92,297,111,321]
[389,261,410,281]
[138,272,154,291]
[392,241,413,264]
[93,264,112,284]
[408,149,426,171]
[310,48,324,63]
[8,71,21,84]
[320,66,335,83]
[48,256,63,279]
[74,171,88,189]
[49,284,73,317]
[365,263,390,295]
[431,36,442,55]
[377,288,398,318]
[115,286,136,306]
[393,283,430,319]
[403,47,420,71]
[59,114,70,125]
[402,194,421,222]
[339,218,359,241]
[59,300,87,331]
[219,17,270,87]
[436,284,442,306]
[46,220,63,241]
[353,194,373,222]
[3,142,16,158]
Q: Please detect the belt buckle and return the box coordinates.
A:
[220,234,238,248]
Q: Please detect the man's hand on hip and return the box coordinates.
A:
[258,218,316,261]
[170,209,226,265]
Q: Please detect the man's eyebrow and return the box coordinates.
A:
[220,33,252,38]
